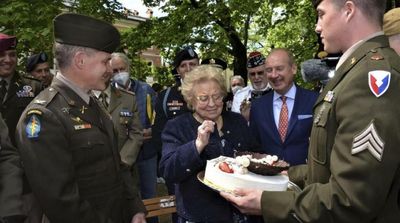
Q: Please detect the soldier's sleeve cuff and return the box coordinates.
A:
[261,191,296,223]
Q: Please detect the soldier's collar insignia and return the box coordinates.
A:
[80,105,88,114]
[368,70,390,98]
[323,91,335,102]
[25,114,41,139]
[350,57,356,65]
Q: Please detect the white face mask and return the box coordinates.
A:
[112,71,130,86]
[232,86,243,95]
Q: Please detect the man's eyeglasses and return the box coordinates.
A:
[196,94,224,105]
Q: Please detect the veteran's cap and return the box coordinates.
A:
[0,33,17,52]
[201,58,227,70]
[384,8,400,36]
[247,51,265,68]
[173,47,199,68]
[26,52,48,73]
[53,13,120,53]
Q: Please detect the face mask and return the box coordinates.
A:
[232,86,243,95]
[112,71,130,86]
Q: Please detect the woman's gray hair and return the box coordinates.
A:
[181,65,227,110]
[111,52,131,73]
[54,43,96,70]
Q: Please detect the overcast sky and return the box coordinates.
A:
[118,0,164,17]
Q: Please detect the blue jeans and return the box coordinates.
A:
[137,155,158,223]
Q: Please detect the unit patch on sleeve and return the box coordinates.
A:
[368,70,390,97]
[352,122,384,161]
[25,114,41,139]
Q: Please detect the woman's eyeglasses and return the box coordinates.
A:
[195,94,224,105]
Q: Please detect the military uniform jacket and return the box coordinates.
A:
[15,78,145,223]
[152,85,190,159]
[0,73,41,145]
[0,113,24,221]
[108,86,143,166]
[261,35,400,222]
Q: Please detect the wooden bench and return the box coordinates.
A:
[143,195,176,218]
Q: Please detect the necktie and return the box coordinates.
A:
[278,96,288,142]
[100,92,109,109]
[0,80,7,104]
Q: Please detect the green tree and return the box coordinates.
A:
[125,0,317,86]
[0,0,124,71]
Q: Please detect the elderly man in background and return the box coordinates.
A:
[383,7,400,54]
[232,52,271,120]
[26,52,53,88]
[15,13,146,223]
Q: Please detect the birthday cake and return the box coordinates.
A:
[204,155,289,192]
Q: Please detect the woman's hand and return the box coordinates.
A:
[195,120,215,153]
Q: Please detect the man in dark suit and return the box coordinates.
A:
[0,33,42,146]
[15,13,146,223]
[249,48,318,166]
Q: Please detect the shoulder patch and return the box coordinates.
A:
[352,122,384,161]
[368,70,390,97]
[25,114,42,139]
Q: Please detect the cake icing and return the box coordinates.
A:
[204,156,289,191]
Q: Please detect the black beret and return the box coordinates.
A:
[247,51,265,68]
[26,52,48,72]
[0,33,17,52]
[53,13,120,53]
[201,58,227,70]
[173,47,199,68]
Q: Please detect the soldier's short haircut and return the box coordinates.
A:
[54,43,96,69]
[315,0,386,26]
[111,52,131,73]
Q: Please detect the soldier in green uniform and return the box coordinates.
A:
[15,13,146,223]
[221,0,400,222]
[0,113,24,223]
[0,33,42,146]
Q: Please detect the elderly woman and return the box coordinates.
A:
[159,65,259,223]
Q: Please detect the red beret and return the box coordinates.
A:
[0,33,17,52]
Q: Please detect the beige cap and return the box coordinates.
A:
[383,8,400,36]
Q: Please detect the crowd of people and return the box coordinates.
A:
[1,0,400,223]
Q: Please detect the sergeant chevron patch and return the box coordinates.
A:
[352,122,384,161]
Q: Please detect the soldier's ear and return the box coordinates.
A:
[73,51,86,69]
[343,1,355,21]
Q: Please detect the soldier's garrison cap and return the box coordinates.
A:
[384,8,400,36]
[0,33,17,52]
[53,13,120,53]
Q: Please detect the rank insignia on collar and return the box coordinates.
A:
[25,114,41,139]
[368,70,390,98]
[71,116,83,124]
[80,105,88,114]
[323,91,335,102]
